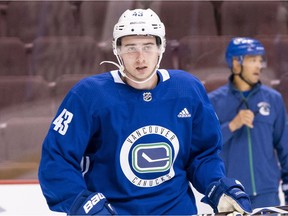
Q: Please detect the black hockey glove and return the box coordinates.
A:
[282,174,288,204]
[202,177,252,214]
[69,190,117,215]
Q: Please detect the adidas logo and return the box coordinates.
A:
[177,108,191,118]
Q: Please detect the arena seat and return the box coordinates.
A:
[0,37,29,76]
[0,75,54,167]
[203,77,228,93]
[6,1,78,43]
[221,1,288,37]
[272,36,288,78]
[274,73,288,111]
[0,116,52,162]
[79,1,109,42]
[158,1,218,41]
[80,1,136,43]
[178,35,231,81]
[134,1,162,12]
[0,75,50,110]
[0,1,8,37]
[30,36,104,82]
[53,74,91,105]
[256,35,288,80]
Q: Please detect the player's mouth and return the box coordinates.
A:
[136,66,148,73]
[253,72,260,77]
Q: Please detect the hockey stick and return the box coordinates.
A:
[207,205,288,215]
[251,205,288,215]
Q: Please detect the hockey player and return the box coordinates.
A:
[208,37,288,209]
[38,9,252,215]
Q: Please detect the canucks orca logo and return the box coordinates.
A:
[120,125,179,188]
[257,102,270,116]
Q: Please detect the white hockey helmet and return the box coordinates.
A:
[113,8,166,55]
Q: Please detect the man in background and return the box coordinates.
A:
[209,37,288,209]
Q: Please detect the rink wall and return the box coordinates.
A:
[0,180,212,215]
[0,180,283,215]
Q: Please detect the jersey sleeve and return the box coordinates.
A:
[38,90,98,212]
[186,84,226,194]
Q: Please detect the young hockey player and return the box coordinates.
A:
[38,8,252,215]
[208,37,288,209]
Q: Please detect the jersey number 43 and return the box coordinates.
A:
[52,108,73,135]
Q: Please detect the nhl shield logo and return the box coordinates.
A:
[143,92,152,102]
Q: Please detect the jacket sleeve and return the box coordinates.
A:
[38,91,98,212]
[273,96,288,179]
[208,92,234,145]
[220,122,235,144]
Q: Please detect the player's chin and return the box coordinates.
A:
[251,76,260,83]
[137,70,154,78]
[251,79,260,85]
[135,75,151,82]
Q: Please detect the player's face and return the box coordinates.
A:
[241,55,264,84]
[119,35,160,82]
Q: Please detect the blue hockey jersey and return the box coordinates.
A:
[208,77,288,197]
[38,69,225,215]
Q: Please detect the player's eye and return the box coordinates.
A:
[127,46,137,53]
[143,45,152,51]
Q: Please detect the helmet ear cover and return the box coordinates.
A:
[155,36,162,46]
[234,56,244,65]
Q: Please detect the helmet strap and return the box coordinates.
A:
[233,65,255,88]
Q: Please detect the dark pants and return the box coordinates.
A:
[250,192,280,209]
